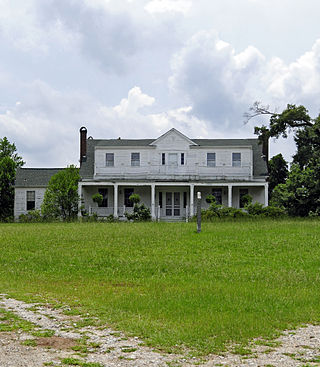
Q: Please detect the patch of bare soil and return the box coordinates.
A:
[35,336,77,349]
[1,294,320,366]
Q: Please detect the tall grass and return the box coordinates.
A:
[0,220,319,354]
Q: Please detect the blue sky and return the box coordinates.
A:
[1,0,320,167]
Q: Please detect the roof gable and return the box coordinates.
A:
[150,128,197,146]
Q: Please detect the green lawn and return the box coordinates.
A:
[0,220,320,354]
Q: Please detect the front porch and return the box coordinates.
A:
[78,181,268,221]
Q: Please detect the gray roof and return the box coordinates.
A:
[15,168,63,187]
[80,138,268,179]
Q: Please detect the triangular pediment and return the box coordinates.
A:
[150,128,197,146]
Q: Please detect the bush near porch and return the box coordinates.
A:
[0,220,319,355]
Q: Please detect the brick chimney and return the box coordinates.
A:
[80,126,87,166]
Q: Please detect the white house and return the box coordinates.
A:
[14,127,268,221]
[79,127,268,220]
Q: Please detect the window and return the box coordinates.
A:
[207,153,216,167]
[124,188,134,207]
[181,153,185,165]
[159,192,162,208]
[106,153,114,166]
[232,152,241,167]
[239,188,249,208]
[131,152,140,166]
[183,192,187,208]
[212,188,222,205]
[162,153,165,165]
[98,188,108,207]
[26,191,35,210]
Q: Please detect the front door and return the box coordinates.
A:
[166,192,180,216]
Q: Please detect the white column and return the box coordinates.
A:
[228,185,232,207]
[264,183,269,207]
[113,184,118,218]
[190,184,194,216]
[151,184,156,220]
[78,183,82,218]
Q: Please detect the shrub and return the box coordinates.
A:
[125,203,151,221]
[19,210,42,223]
[129,194,141,205]
[262,206,287,217]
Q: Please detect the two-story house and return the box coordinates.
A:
[78,127,268,220]
[14,127,268,220]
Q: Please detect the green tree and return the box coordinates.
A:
[268,154,288,198]
[42,166,80,220]
[0,137,24,221]
[247,103,320,216]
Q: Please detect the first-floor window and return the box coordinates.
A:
[212,188,222,205]
[207,153,216,167]
[183,192,187,208]
[124,188,134,207]
[239,188,249,208]
[159,192,162,208]
[106,153,114,166]
[232,152,241,167]
[26,191,35,210]
[98,188,108,207]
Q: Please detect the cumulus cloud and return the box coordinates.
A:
[169,30,320,135]
[0,83,214,167]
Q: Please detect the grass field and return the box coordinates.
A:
[0,220,320,355]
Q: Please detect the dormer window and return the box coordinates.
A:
[106,153,114,166]
[131,152,140,166]
[232,153,241,167]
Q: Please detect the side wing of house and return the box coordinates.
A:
[14,168,63,220]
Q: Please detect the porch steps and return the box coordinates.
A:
[159,217,187,223]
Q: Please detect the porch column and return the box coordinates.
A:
[113,184,118,218]
[190,184,194,216]
[151,183,156,220]
[78,183,82,217]
[264,183,269,207]
[228,184,232,207]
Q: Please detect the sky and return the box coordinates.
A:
[1,0,320,167]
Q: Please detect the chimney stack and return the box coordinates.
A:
[80,126,87,166]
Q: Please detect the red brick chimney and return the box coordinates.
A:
[80,126,87,166]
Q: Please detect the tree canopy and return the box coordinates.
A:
[247,103,320,216]
[42,166,80,220]
[0,137,24,221]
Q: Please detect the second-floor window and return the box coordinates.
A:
[26,191,35,210]
[207,153,216,167]
[131,152,140,166]
[162,153,165,165]
[232,153,241,167]
[181,153,185,165]
[106,153,114,166]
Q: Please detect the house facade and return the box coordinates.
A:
[14,127,268,220]
[78,127,268,220]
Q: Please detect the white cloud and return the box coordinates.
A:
[145,0,192,14]
[170,30,320,129]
